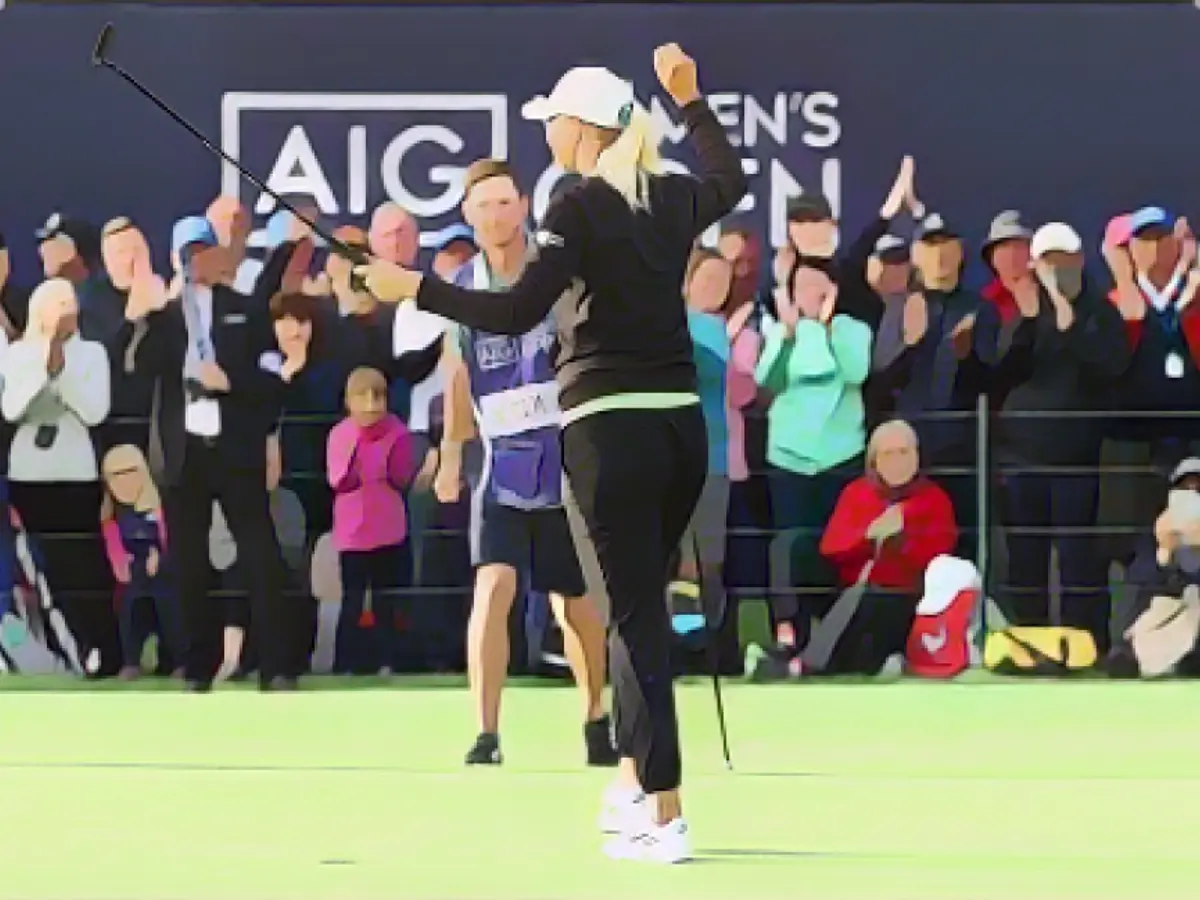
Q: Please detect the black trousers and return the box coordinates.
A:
[9,480,120,676]
[336,543,413,674]
[766,460,860,642]
[821,588,917,676]
[168,438,289,684]
[1000,468,1109,651]
[563,405,706,795]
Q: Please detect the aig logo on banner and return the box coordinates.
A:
[220,92,506,246]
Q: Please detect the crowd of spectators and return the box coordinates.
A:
[1,150,1199,682]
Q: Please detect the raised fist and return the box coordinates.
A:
[653,43,700,107]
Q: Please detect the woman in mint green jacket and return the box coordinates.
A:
[755,261,873,658]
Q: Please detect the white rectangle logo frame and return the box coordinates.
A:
[220,91,509,236]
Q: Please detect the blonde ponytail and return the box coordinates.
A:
[591,103,662,209]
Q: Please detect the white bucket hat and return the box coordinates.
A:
[521,66,635,130]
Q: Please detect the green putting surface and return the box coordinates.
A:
[2,679,1198,899]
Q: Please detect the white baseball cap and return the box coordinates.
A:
[521,66,635,129]
[1030,222,1082,259]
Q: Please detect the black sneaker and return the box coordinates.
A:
[465,733,503,765]
[585,715,620,767]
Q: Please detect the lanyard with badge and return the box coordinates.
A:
[1141,271,1187,379]
[1164,307,1187,380]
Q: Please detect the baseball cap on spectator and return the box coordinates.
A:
[1170,457,1200,487]
[1103,213,1135,250]
[873,234,908,264]
[35,213,100,261]
[786,193,834,224]
[1030,222,1082,259]
[982,210,1032,255]
[171,216,219,261]
[914,213,959,243]
[1129,206,1172,239]
[521,66,635,130]
[428,222,476,253]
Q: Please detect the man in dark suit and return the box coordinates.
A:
[128,215,300,691]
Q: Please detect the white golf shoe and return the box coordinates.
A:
[603,817,692,864]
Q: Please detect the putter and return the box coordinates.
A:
[801,555,879,673]
[90,23,371,281]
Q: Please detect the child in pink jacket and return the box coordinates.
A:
[327,367,414,675]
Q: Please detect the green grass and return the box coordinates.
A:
[3,679,1199,899]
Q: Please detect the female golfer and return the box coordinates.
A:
[358,43,746,864]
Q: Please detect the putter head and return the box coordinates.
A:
[92,23,115,67]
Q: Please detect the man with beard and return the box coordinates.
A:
[435,159,617,767]
[977,223,1128,652]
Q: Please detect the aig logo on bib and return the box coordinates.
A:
[220,92,507,246]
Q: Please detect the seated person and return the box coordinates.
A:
[1110,459,1200,675]
[814,419,960,674]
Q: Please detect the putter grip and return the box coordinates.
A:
[333,244,370,293]
[92,23,114,65]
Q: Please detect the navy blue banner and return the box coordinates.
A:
[1,3,1199,279]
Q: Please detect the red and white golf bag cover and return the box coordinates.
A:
[905,554,981,678]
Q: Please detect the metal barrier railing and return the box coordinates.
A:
[3,401,1194,605]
